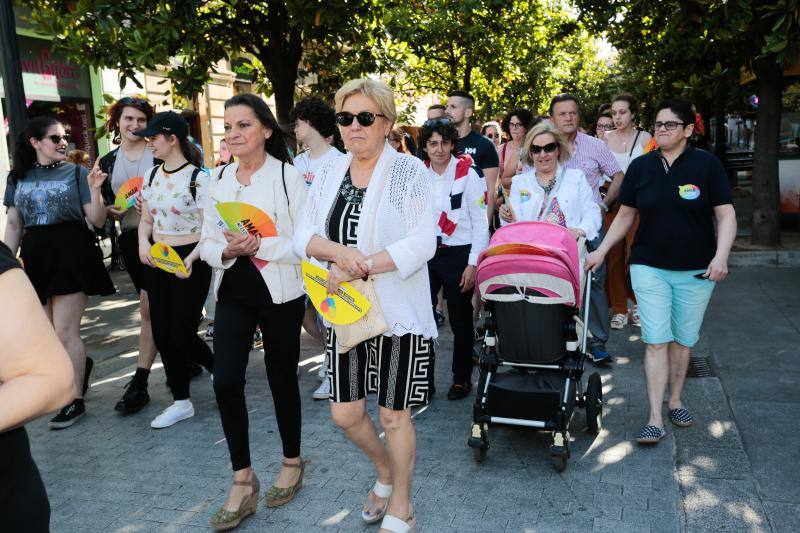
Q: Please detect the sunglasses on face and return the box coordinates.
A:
[424,118,453,128]
[530,142,558,154]
[335,111,386,127]
[46,134,70,144]
[486,133,499,139]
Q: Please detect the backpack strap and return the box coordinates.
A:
[148,165,160,187]
[189,167,201,202]
[218,163,232,181]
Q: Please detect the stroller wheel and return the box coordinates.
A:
[585,372,603,435]
[550,431,570,471]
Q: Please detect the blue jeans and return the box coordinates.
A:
[587,230,610,349]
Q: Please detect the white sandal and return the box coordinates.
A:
[380,513,416,533]
[362,480,392,524]
[610,313,628,329]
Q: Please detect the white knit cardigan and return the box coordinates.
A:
[293,143,438,339]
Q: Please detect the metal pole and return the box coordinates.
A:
[0,0,28,141]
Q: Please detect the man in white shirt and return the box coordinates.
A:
[291,97,344,187]
[419,119,489,400]
[290,97,344,400]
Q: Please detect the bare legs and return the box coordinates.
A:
[644,341,691,428]
[45,292,88,399]
[331,400,418,524]
[137,289,157,369]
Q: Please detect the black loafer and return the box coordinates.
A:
[447,381,472,400]
[115,382,150,414]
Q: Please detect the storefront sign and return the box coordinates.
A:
[231,58,256,83]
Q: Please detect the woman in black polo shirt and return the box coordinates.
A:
[586,99,736,444]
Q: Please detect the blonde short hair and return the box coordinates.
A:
[521,121,572,166]
[334,79,397,123]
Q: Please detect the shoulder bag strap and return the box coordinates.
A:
[189,167,201,202]
[148,165,160,187]
[628,129,642,158]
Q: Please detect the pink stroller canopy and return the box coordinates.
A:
[477,222,582,307]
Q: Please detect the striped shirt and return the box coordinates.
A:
[564,132,622,205]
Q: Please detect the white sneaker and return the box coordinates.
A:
[313,379,330,400]
[150,400,195,429]
[318,354,329,380]
[610,313,628,330]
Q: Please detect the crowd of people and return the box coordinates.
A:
[1,79,736,532]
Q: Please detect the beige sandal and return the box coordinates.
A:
[362,480,392,523]
[380,513,417,533]
[265,459,309,507]
[210,474,260,531]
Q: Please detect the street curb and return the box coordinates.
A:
[729,250,800,268]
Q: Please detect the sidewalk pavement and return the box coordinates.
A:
[23,268,796,532]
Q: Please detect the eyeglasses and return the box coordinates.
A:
[597,124,615,131]
[46,134,70,144]
[529,142,559,154]
[509,122,524,130]
[335,111,386,127]
[424,118,453,128]
[654,121,685,131]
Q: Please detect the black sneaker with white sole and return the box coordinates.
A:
[48,400,85,429]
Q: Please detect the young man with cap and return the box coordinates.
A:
[550,93,623,364]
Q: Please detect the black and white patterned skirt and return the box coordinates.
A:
[325,328,433,410]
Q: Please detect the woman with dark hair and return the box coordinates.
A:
[603,94,653,330]
[98,95,163,414]
[499,108,534,179]
[200,94,308,530]
[3,116,115,429]
[388,128,409,154]
[420,118,489,401]
[136,111,213,430]
[592,110,615,140]
[481,120,502,148]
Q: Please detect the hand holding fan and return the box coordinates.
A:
[150,242,188,276]
[301,261,371,325]
[114,177,144,211]
[216,202,278,270]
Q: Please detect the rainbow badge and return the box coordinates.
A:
[216,202,278,270]
[678,184,700,200]
[519,189,531,203]
[301,260,371,325]
[150,242,188,276]
[114,177,143,210]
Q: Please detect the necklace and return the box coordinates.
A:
[34,161,63,170]
[538,174,557,194]
[120,146,146,179]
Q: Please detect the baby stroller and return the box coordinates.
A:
[468,221,602,471]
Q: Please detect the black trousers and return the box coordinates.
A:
[428,245,475,383]
[0,428,49,533]
[146,243,212,401]
[213,296,305,471]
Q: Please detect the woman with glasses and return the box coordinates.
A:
[592,110,615,140]
[499,108,535,181]
[498,121,601,242]
[3,116,114,429]
[98,96,166,414]
[587,100,736,445]
[481,120,502,149]
[201,94,308,530]
[294,78,436,533]
[602,94,654,330]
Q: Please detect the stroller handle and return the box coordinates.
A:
[581,270,592,355]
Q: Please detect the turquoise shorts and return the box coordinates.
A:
[630,264,716,348]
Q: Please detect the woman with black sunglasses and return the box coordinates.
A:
[3,116,115,429]
[294,78,436,533]
[499,121,601,241]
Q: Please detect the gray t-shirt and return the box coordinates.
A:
[111,146,154,232]
[4,163,91,228]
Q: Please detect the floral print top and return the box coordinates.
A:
[141,163,209,235]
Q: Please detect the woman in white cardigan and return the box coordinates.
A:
[293,79,436,533]
[200,95,309,531]
[499,121,602,241]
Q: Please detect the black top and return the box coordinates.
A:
[0,240,20,275]
[217,257,272,307]
[326,170,364,247]
[620,145,733,271]
[457,130,499,177]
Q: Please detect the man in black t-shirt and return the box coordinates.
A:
[586,99,736,446]
[446,91,499,222]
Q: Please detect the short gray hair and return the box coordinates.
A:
[334,79,397,123]
[522,121,572,166]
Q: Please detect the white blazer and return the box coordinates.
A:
[199,155,308,304]
[503,165,601,240]
[293,143,438,339]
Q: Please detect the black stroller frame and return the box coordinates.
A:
[468,273,603,471]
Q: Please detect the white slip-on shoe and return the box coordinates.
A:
[151,400,195,429]
[312,379,330,401]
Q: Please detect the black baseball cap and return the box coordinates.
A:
[134,111,189,140]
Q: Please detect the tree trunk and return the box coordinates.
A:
[463,59,472,93]
[751,56,782,247]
